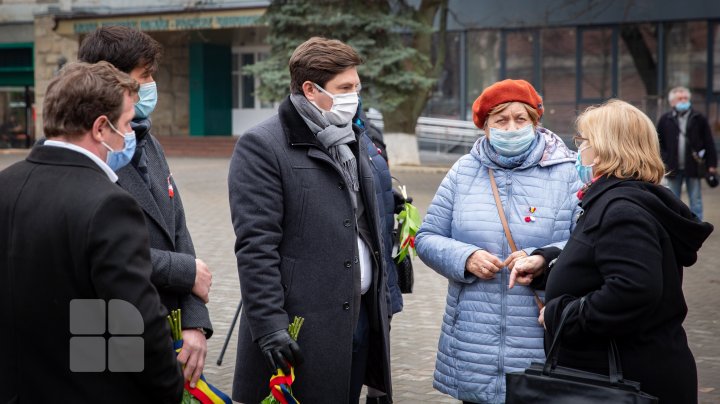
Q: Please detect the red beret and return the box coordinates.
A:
[472,79,544,129]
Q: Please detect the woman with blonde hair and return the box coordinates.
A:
[522,99,713,403]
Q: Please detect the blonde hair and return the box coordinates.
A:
[576,99,665,184]
[484,101,540,130]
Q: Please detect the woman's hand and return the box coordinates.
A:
[465,250,504,280]
[508,255,546,288]
[538,306,546,329]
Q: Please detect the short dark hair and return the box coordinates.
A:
[289,37,362,94]
[78,26,162,75]
[44,61,139,139]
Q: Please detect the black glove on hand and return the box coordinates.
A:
[257,329,303,374]
[392,188,413,214]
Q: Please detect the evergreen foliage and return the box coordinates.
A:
[246,0,447,133]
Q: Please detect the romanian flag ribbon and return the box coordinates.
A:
[168,310,232,404]
[172,340,232,404]
[268,367,299,404]
[261,316,305,404]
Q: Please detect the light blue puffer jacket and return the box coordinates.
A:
[416,127,583,403]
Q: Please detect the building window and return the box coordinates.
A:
[466,30,500,117]
[425,32,462,119]
[231,49,271,110]
[541,28,576,134]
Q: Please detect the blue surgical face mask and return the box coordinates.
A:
[134,81,158,119]
[675,101,691,112]
[488,124,535,156]
[575,146,595,184]
[102,120,136,171]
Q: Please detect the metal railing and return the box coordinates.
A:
[365,111,483,155]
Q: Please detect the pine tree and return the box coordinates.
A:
[247,0,448,138]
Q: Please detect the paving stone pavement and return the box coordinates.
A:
[2,152,719,403]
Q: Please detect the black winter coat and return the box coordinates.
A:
[0,146,183,403]
[543,176,713,403]
[657,108,717,177]
[228,97,392,403]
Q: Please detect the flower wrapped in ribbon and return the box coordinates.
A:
[394,185,421,263]
[261,316,305,404]
[167,310,232,404]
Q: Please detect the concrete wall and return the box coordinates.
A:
[150,31,190,137]
[33,14,79,138]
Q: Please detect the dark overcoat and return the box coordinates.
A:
[543,176,713,403]
[116,122,212,335]
[657,108,717,177]
[229,97,392,403]
[0,146,183,403]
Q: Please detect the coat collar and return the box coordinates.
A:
[26,144,108,179]
[278,95,364,149]
[279,95,324,148]
[116,163,173,243]
[579,175,631,210]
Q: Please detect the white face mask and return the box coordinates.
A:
[311,82,359,126]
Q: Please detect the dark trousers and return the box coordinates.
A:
[349,298,369,404]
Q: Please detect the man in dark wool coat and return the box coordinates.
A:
[0,62,183,403]
[228,37,392,404]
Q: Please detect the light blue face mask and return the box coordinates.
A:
[134,81,158,119]
[675,101,691,112]
[488,124,535,156]
[575,146,595,184]
[102,120,136,171]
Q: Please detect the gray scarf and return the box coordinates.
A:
[290,93,360,193]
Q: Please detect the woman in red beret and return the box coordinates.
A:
[416,79,583,403]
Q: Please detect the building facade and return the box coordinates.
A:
[1,0,719,145]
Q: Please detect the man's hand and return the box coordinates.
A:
[465,250,503,280]
[392,188,413,214]
[538,306,546,329]
[192,258,212,303]
[257,329,303,374]
[177,329,207,388]
[508,255,546,289]
[709,166,717,174]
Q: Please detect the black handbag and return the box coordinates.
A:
[505,298,658,404]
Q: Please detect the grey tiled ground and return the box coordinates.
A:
[2,152,719,403]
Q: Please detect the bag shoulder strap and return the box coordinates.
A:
[488,169,518,251]
[488,169,543,310]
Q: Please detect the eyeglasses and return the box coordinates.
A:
[573,135,589,149]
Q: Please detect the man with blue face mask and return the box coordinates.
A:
[78,26,213,389]
[657,86,718,220]
[0,61,184,403]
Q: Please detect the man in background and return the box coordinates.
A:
[657,86,717,219]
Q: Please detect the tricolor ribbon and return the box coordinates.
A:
[268,367,299,404]
[174,340,232,404]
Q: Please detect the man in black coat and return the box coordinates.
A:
[229,37,392,403]
[78,26,213,387]
[0,62,183,403]
[657,86,717,219]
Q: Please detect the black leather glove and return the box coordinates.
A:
[257,329,303,374]
[392,188,413,214]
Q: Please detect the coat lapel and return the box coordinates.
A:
[116,164,173,243]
